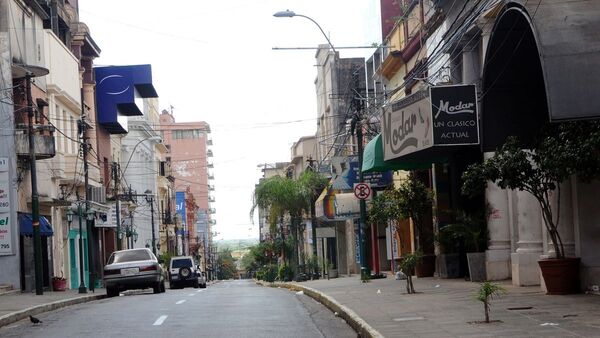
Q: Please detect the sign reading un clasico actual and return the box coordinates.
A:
[383,84,479,161]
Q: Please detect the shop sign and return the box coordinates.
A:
[383,90,433,161]
[431,84,479,145]
[0,212,11,255]
[382,85,480,161]
[332,156,393,189]
[0,158,11,255]
[176,191,186,226]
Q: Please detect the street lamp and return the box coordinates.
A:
[67,203,88,294]
[145,189,157,256]
[273,10,336,54]
[117,135,161,251]
[123,135,162,177]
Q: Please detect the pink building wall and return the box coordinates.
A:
[159,111,210,249]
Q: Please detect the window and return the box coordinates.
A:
[172,129,203,139]
[107,249,151,264]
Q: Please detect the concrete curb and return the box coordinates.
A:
[256,280,383,338]
[0,293,105,329]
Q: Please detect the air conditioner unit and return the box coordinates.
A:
[88,186,106,204]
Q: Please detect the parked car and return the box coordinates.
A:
[103,248,166,297]
[169,256,206,289]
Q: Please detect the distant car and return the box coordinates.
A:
[103,248,166,297]
[169,256,206,289]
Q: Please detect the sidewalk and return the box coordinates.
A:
[286,275,600,337]
[0,288,106,328]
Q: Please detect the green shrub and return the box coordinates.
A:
[256,264,277,282]
[277,264,293,282]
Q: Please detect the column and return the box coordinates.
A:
[511,190,543,286]
[484,153,512,280]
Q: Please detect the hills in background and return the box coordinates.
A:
[215,239,258,252]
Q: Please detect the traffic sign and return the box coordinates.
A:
[354,183,371,200]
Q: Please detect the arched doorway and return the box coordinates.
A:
[482,3,548,151]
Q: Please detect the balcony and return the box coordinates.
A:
[207,150,213,157]
[15,134,56,160]
[208,185,215,191]
[208,173,214,180]
[208,208,216,214]
[207,162,214,169]
[206,138,213,146]
[209,219,216,225]
[208,196,215,203]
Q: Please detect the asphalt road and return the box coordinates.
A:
[0,280,355,338]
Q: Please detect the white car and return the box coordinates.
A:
[169,256,206,289]
[103,248,166,297]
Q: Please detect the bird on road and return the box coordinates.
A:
[29,315,42,324]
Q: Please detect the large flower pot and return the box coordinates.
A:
[437,253,460,278]
[52,278,67,291]
[415,254,436,277]
[466,252,486,282]
[538,257,580,295]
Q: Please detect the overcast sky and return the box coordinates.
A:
[80,0,381,240]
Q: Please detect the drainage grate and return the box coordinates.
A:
[393,317,426,322]
[507,306,534,310]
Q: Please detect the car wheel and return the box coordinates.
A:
[169,282,177,289]
[193,279,199,288]
[106,287,119,298]
[153,282,161,294]
[160,281,166,293]
[200,283,206,289]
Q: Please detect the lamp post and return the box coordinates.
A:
[115,135,160,251]
[145,189,157,256]
[273,10,336,54]
[67,203,87,293]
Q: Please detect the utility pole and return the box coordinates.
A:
[80,98,95,292]
[112,162,121,250]
[25,73,43,295]
[351,73,369,280]
[149,194,156,256]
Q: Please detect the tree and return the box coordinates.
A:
[250,171,328,279]
[462,121,600,259]
[476,281,506,323]
[217,249,237,280]
[397,174,433,251]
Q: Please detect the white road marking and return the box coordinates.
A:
[153,315,168,326]
[196,289,204,293]
[188,293,196,296]
[176,299,187,304]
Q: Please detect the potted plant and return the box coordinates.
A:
[396,174,435,277]
[462,121,600,294]
[52,275,67,291]
[441,211,488,282]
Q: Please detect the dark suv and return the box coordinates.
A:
[168,256,206,289]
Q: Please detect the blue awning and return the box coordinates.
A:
[19,213,53,237]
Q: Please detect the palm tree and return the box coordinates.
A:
[251,171,327,279]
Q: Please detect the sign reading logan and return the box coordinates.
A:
[383,84,479,161]
[383,90,432,160]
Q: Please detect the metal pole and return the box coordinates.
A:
[77,203,87,293]
[357,120,369,280]
[82,135,94,292]
[26,74,43,295]
[150,196,156,255]
[113,162,121,250]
